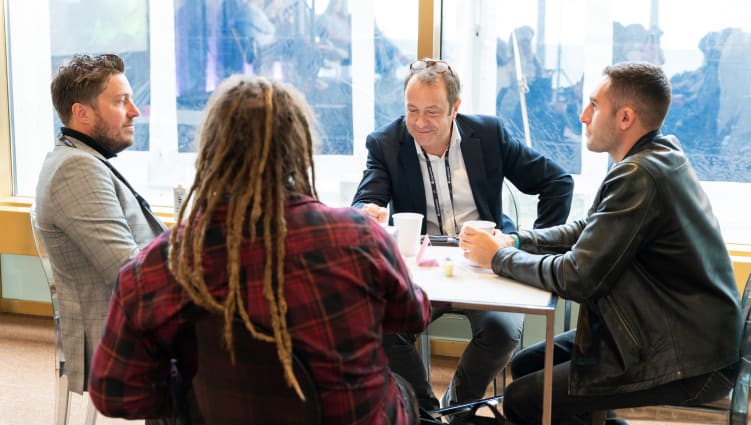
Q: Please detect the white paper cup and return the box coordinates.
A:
[393,212,424,257]
[462,220,496,234]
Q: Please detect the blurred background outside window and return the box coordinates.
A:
[7,0,418,207]
[4,0,750,242]
[441,0,750,240]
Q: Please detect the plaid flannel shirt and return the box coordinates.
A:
[89,194,430,425]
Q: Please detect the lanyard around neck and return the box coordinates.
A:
[422,145,457,236]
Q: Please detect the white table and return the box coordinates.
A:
[405,245,557,425]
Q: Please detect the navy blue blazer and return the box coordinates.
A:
[352,114,574,234]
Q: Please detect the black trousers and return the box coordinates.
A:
[384,306,524,411]
[504,330,738,425]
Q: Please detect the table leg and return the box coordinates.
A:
[419,330,431,385]
[542,309,555,425]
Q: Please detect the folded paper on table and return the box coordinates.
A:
[416,234,439,267]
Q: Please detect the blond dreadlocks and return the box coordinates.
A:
[168,75,317,399]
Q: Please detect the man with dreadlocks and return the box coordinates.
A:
[88,75,431,425]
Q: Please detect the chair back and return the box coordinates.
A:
[502,181,577,332]
[29,204,56,289]
[30,203,92,425]
[501,180,520,232]
[191,315,321,425]
[728,272,751,424]
[29,204,65,368]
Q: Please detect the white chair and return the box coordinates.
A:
[29,204,97,425]
[501,180,520,230]
[505,181,576,331]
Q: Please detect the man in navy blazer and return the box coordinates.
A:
[352,58,574,411]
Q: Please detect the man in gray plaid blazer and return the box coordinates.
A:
[35,54,166,394]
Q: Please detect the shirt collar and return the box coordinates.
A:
[415,120,462,160]
[60,127,117,159]
[449,119,462,149]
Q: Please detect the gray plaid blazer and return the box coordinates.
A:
[35,135,167,393]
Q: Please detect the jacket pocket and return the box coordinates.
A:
[599,295,644,367]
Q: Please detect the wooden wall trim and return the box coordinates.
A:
[1,298,53,317]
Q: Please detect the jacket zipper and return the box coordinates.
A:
[607,297,642,356]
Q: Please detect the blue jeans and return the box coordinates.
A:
[504,330,738,425]
[384,306,524,411]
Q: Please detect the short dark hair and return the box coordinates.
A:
[50,54,125,125]
[404,58,462,109]
[603,61,672,130]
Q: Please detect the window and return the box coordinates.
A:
[443,0,584,176]
[5,0,749,242]
[7,0,417,208]
[440,0,751,242]
[613,0,751,184]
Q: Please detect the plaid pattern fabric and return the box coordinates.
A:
[187,316,322,424]
[89,195,431,425]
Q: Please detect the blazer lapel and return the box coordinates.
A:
[457,119,492,218]
[144,207,168,232]
[396,122,427,216]
[62,137,167,232]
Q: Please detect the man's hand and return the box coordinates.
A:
[459,226,515,269]
[362,203,388,224]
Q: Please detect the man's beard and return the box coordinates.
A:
[90,116,133,154]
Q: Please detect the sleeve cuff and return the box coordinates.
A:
[510,233,520,249]
[491,249,507,276]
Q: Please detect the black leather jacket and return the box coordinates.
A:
[492,131,742,396]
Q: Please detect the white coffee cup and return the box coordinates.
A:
[462,220,497,234]
[392,212,424,257]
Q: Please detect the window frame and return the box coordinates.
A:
[1,0,750,237]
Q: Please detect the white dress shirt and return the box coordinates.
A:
[415,122,480,236]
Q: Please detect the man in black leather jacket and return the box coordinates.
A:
[460,62,742,424]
